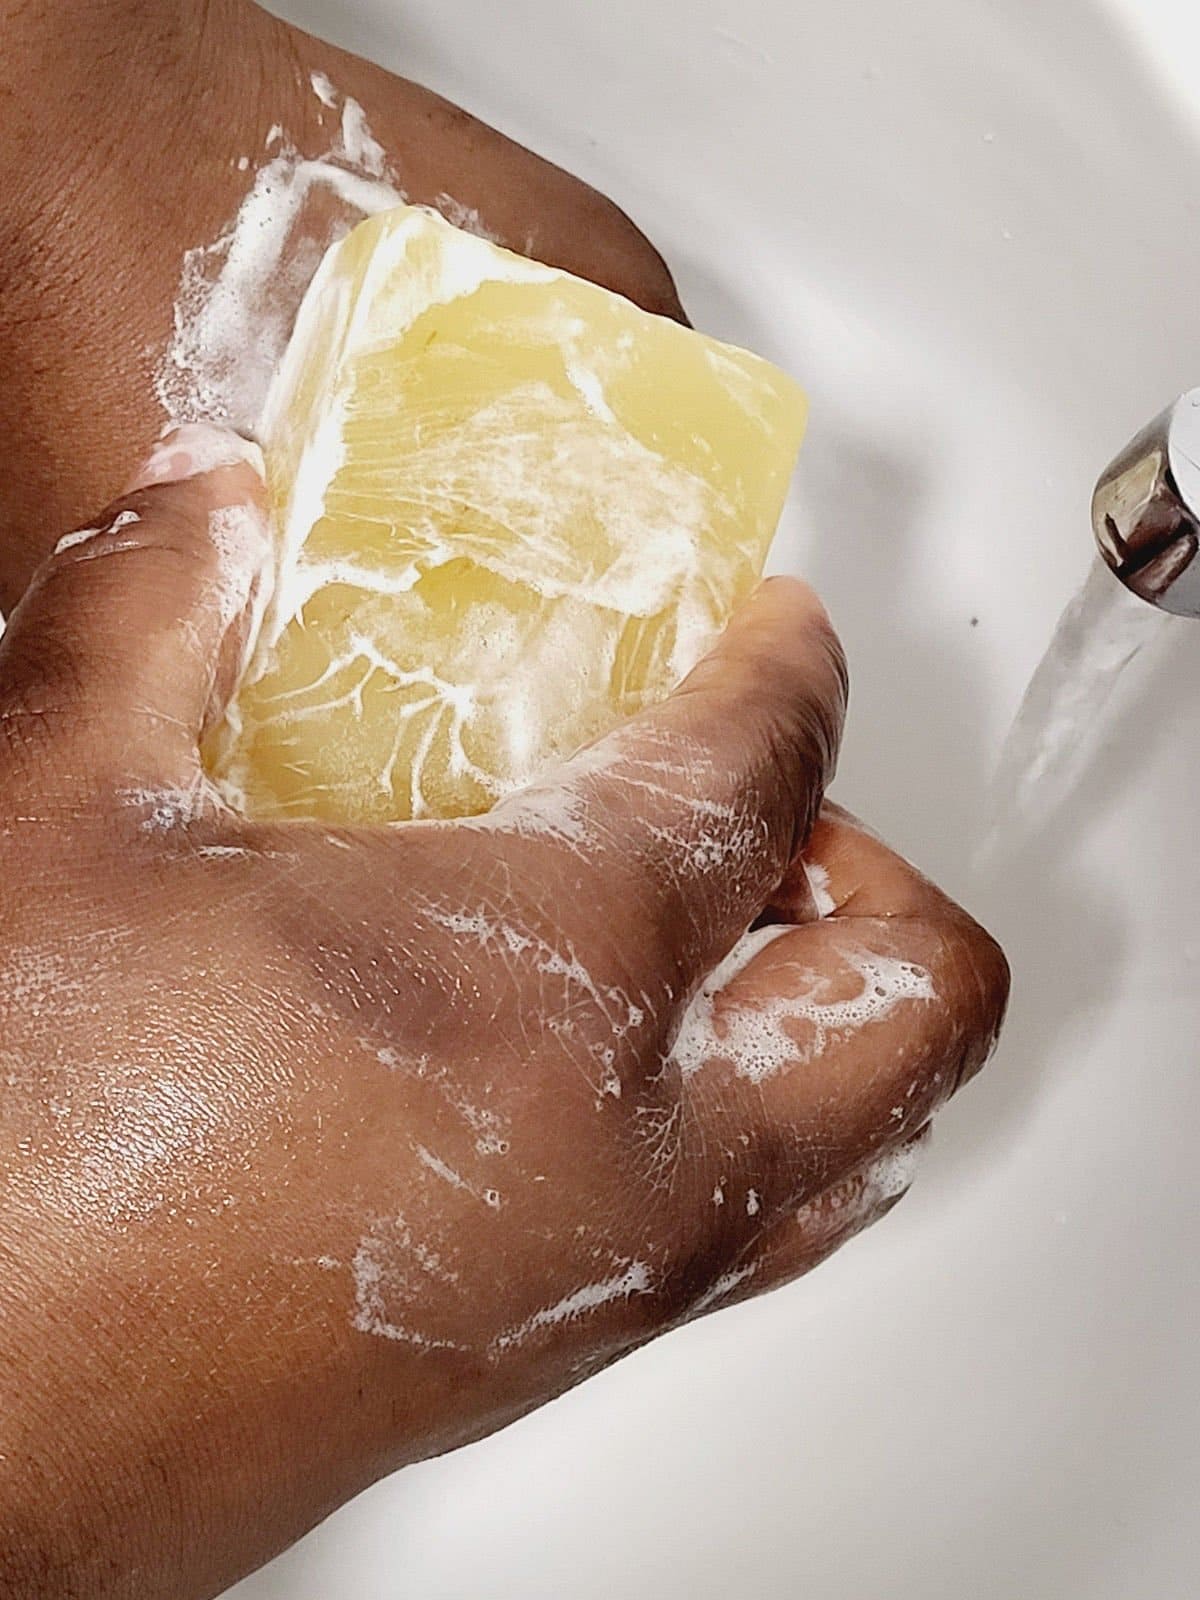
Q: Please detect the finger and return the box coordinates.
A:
[685,1129,930,1321]
[766,802,961,924]
[816,805,1013,1098]
[496,577,848,989]
[0,425,272,794]
[671,817,1008,1201]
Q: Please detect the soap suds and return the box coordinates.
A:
[463,707,639,846]
[414,1141,502,1208]
[670,925,936,1082]
[134,423,266,487]
[54,509,142,558]
[796,1132,930,1250]
[338,97,389,178]
[310,70,339,110]
[120,774,222,833]
[414,1143,468,1191]
[563,356,619,424]
[473,730,734,853]
[420,899,648,1099]
[860,1136,927,1205]
[434,193,502,242]
[151,75,406,796]
[352,1222,465,1350]
[206,504,276,681]
[691,1261,757,1315]
[155,78,404,433]
[804,861,837,918]
[491,1260,654,1353]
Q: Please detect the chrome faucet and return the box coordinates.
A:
[1093,389,1200,616]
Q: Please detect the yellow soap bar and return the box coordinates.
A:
[205,204,807,823]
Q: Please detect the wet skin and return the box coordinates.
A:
[0,6,1009,1597]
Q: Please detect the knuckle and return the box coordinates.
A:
[46,489,220,607]
[0,700,66,799]
[897,906,1010,1097]
[0,626,95,772]
[946,915,1011,1090]
[792,612,850,764]
[121,491,220,579]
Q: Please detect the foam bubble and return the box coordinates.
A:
[672,927,936,1082]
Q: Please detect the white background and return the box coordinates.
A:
[233,1,1200,1594]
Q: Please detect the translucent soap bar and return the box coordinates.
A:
[204,204,807,823]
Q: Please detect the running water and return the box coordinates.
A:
[977,558,1170,867]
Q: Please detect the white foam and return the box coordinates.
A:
[414,1143,468,1191]
[434,193,502,241]
[135,423,265,485]
[671,926,936,1082]
[798,1133,930,1245]
[690,1261,758,1315]
[155,78,404,433]
[351,1223,465,1350]
[414,1139,503,1208]
[421,900,646,1098]
[206,504,275,679]
[310,70,339,109]
[804,860,837,917]
[120,774,220,832]
[54,509,141,558]
[339,97,389,177]
[860,1136,927,1204]
[491,1261,654,1352]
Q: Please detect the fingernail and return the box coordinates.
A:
[124,423,266,493]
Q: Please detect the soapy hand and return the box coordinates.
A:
[0,0,686,611]
[0,430,1009,1599]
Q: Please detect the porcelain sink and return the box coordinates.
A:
[231,1,1200,1593]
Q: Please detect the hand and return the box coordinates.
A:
[0,429,1008,1598]
[0,0,685,608]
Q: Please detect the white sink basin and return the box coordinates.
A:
[234,1,1200,1594]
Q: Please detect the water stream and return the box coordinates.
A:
[977,559,1171,869]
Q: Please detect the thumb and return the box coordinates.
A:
[0,425,272,794]
[495,577,848,989]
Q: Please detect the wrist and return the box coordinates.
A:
[0,1172,399,1599]
[0,1206,315,1599]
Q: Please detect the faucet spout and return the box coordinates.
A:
[1092,389,1200,616]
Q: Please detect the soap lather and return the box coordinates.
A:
[1093,388,1200,616]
